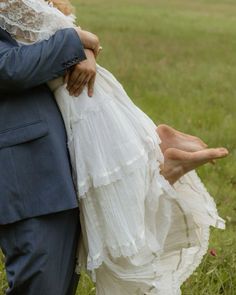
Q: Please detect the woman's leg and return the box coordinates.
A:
[160,147,228,184]
[157,124,208,153]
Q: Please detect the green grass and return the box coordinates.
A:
[1,0,236,294]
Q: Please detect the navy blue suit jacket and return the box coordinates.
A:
[0,28,86,224]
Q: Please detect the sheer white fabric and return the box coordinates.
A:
[2,3,226,294]
[58,66,225,295]
[0,0,75,42]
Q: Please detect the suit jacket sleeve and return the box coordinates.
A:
[0,28,86,92]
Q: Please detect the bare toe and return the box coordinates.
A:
[203,148,229,160]
[161,147,229,185]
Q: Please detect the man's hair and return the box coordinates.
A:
[50,0,75,16]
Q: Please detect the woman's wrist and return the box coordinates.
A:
[74,28,101,57]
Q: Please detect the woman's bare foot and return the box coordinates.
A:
[161,147,229,185]
[157,124,208,153]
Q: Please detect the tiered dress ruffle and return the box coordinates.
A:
[50,65,225,295]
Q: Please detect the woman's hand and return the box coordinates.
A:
[75,28,101,57]
[65,49,96,97]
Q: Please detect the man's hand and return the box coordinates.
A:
[65,49,96,97]
[75,28,101,57]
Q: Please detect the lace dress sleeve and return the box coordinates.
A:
[0,0,76,43]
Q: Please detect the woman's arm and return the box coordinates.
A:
[0,0,100,93]
[0,28,87,92]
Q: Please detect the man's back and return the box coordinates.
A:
[0,28,86,224]
[0,5,101,292]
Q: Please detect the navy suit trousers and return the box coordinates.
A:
[0,209,80,295]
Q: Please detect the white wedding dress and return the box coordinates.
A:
[0,1,225,294]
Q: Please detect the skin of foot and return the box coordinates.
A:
[157,124,208,153]
[161,147,229,185]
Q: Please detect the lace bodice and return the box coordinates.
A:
[0,0,75,43]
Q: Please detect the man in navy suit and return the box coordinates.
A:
[0,27,97,294]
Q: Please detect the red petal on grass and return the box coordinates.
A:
[209,249,217,257]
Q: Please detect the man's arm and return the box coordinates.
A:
[0,28,86,92]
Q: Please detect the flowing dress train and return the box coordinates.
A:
[50,65,225,295]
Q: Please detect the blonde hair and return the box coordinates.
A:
[50,0,75,16]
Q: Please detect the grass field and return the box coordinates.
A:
[1,0,236,294]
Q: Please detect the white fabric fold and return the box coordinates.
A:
[55,65,225,294]
[0,0,75,42]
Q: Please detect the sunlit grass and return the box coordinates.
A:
[1,0,236,294]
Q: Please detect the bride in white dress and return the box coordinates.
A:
[0,1,228,294]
